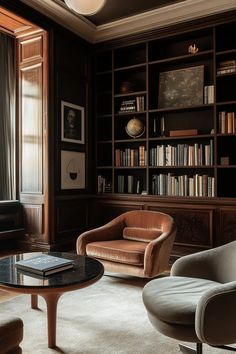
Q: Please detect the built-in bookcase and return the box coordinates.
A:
[95,21,236,198]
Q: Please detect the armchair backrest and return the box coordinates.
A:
[172,241,236,283]
[121,210,175,242]
[209,241,236,283]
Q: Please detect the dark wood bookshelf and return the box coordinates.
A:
[94,13,236,257]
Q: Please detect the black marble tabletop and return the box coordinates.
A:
[0,252,104,289]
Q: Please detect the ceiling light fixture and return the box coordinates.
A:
[64,0,106,15]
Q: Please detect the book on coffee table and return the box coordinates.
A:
[15,254,74,276]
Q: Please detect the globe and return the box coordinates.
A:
[125,118,145,138]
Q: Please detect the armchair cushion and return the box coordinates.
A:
[143,276,220,325]
[86,239,147,266]
[123,227,162,242]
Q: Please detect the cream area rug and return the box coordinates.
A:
[0,274,235,354]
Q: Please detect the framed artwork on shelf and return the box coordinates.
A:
[158,65,204,109]
[61,101,85,144]
[61,150,85,189]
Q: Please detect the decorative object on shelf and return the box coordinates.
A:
[220,157,229,165]
[125,117,145,138]
[61,150,85,189]
[120,81,133,93]
[188,44,199,54]
[160,116,165,137]
[64,0,106,15]
[158,65,204,108]
[61,101,85,144]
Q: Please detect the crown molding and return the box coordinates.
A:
[94,0,236,42]
[20,0,236,43]
[20,0,96,42]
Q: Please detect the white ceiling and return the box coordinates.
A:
[20,0,236,43]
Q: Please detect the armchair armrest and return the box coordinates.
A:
[76,217,124,255]
[195,281,236,345]
[144,222,176,277]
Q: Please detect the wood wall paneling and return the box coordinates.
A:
[56,200,88,234]
[89,201,143,227]
[23,204,43,235]
[219,208,236,245]
[20,36,43,64]
[147,205,213,249]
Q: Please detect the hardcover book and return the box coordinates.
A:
[15,254,74,276]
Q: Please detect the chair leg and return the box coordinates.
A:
[179,343,203,354]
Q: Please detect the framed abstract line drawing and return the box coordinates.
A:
[158,65,204,109]
[61,101,85,144]
[61,150,85,189]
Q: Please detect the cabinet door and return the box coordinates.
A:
[218,208,236,245]
[147,205,213,249]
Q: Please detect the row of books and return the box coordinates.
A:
[152,173,215,197]
[97,175,112,193]
[217,59,236,75]
[117,175,142,194]
[203,85,214,104]
[149,141,214,167]
[218,111,235,134]
[115,146,146,167]
[118,96,145,113]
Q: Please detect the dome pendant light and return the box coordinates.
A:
[64,0,106,15]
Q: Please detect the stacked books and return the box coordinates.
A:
[118,96,145,113]
[217,60,236,75]
[15,254,74,276]
[97,175,112,193]
[218,111,235,133]
[119,99,136,113]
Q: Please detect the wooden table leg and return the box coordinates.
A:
[41,293,62,348]
[31,294,38,309]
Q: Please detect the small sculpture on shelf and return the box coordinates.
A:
[160,116,165,137]
[120,81,133,93]
[125,117,145,138]
[188,43,199,54]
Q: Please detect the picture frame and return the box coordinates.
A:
[61,101,85,144]
[61,150,85,189]
[158,65,204,109]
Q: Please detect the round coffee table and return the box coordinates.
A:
[0,252,104,348]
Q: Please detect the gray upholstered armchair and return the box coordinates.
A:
[142,241,236,353]
[77,210,176,278]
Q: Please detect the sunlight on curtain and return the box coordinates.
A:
[0,33,16,200]
[21,71,42,193]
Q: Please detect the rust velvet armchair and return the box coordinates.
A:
[76,210,176,278]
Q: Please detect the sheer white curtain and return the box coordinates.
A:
[0,32,16,200]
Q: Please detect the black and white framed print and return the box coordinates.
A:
[61,101,85,144]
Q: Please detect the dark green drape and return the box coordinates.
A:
[0,32,16,200]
